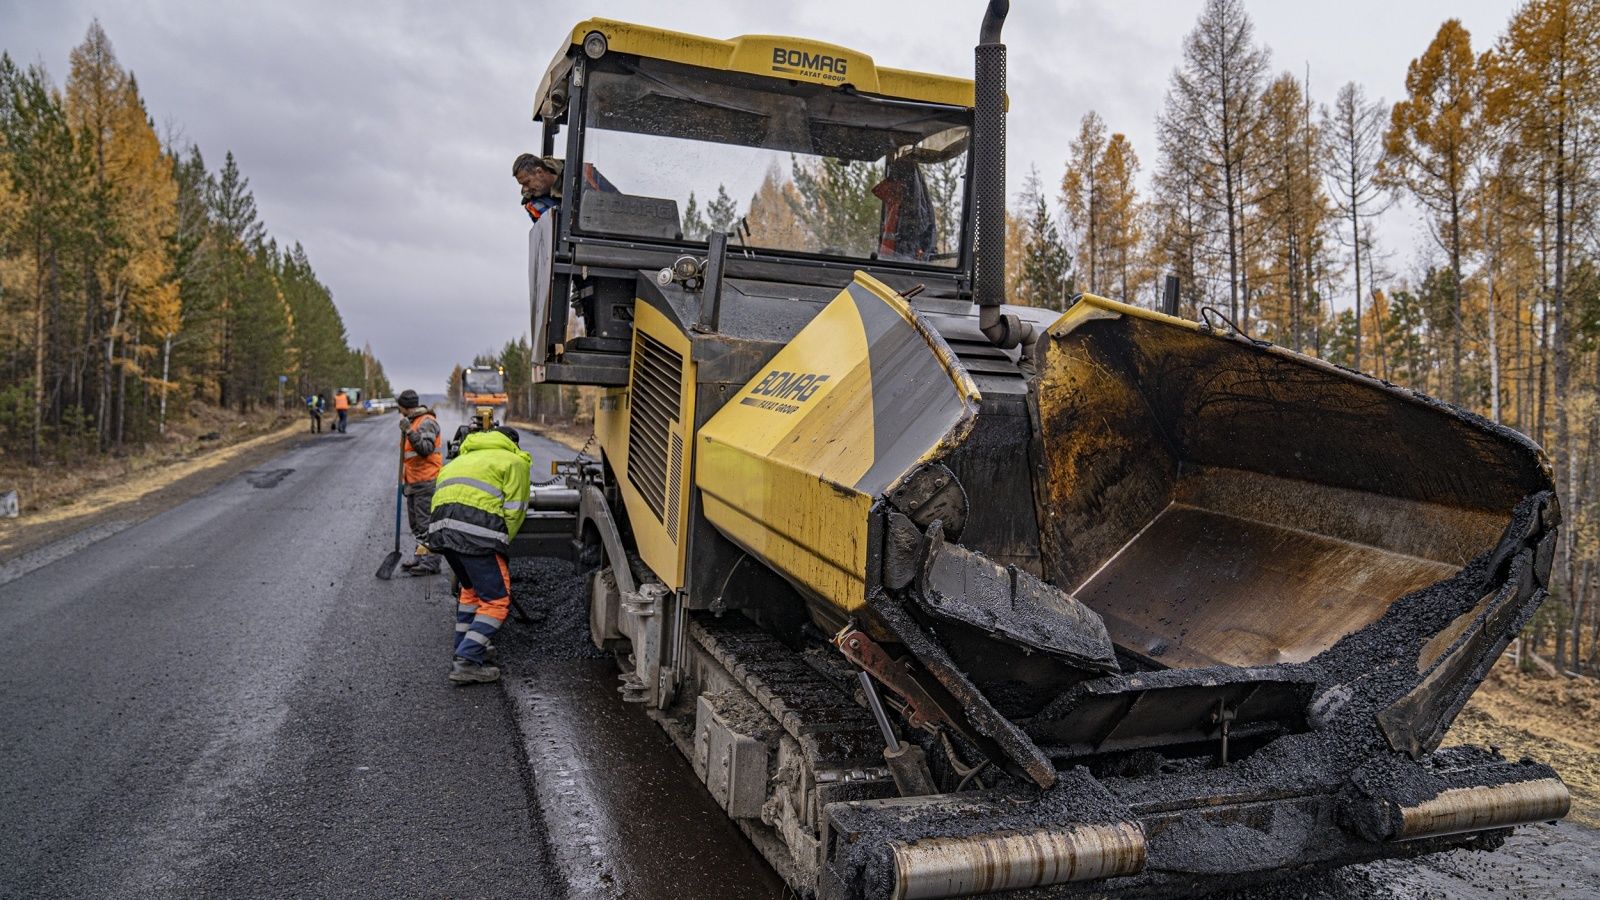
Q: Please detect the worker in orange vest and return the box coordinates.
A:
[397,389,444,575]
[333,389,351,433]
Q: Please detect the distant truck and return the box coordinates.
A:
[460,366,508,416]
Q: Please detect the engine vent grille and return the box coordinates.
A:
[666,433,684,540]
[627,332,682,523]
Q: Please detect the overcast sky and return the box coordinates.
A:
[1,0,1521,393]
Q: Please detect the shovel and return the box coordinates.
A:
[376,446,405,579]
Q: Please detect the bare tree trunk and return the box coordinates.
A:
[1363,241,1387,379]
[100,285,123,451]
[1537,291,1550,447]
[1550,119,1577,676]
[1225,152,1239,324]
[1483,201,1501,423]
[159,333,172,436]
[1448,194,1464,406]
[118,324,135,448]
[1512,275,1525,431]
[30,226,49,464]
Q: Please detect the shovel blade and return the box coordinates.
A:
[375,550,402,580]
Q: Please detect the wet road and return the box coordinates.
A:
[0,415,559,899]
[2,411,1595,900]
[497,429,792,900]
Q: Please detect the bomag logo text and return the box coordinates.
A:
[739,370,831,414]
[771,48,848,81]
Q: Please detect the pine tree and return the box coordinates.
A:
[788,156,880,257]
[500,337,533,419]
[1383,19,1482,404]
[1255,72,1331,351]
[0,54,92,461]
[1099,134,1143,304]
[706,184,738,235]
[1015,169,1070,308]
[1061,112,1108,293]
[446,364,464,407]
[681,191,706,241]
[1148,134,1217,318]
[209,151,266,409]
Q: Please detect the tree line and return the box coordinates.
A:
[1007,0,1600,677]
[0,22,390,464]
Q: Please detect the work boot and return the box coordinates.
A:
[448,658,500,684]
[407,555,442,576]
[400,544,430,570]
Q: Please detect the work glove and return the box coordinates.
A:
[399,416,412,433]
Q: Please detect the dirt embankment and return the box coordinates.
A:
[1447,659,1600,827]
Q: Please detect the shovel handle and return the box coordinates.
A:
[395,432,406,553]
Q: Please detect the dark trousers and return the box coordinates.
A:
[308,411,322,433]
[403,482,435,548]
[441,550,510,663]
[336,410,348,433]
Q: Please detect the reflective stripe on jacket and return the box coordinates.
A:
[427,430,532,554]
[523,194,558,222]
[402,410,443,484]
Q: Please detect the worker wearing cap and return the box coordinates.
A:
[427,426,531,684]
[397,389,444,576]
[513,152,618,223]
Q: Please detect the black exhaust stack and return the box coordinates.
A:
[973,0,1031,350]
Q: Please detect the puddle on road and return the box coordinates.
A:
[244,469,294,489]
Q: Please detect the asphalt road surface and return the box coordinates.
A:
[1,411,1595,900]
[0,414,563,899]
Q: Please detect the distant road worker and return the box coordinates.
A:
[305,393,324,434]
[513,153,617,223]
[396,390,444,576]
[333,389,350,433]
[427,426,531,684]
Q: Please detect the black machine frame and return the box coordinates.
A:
[529,50,982,387]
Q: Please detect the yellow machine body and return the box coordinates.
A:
[596,302,697,590]
[696,273,979,612]
[536,18,982,121]
[532,10,1569,896]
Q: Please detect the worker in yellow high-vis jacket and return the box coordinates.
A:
[426,426,531,684]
